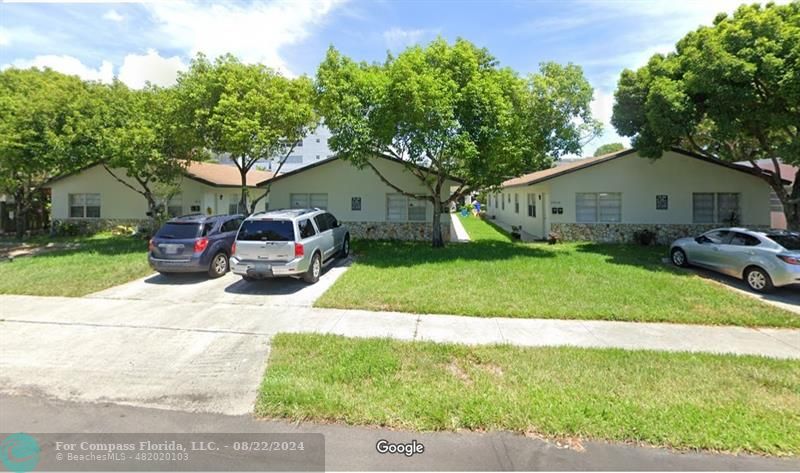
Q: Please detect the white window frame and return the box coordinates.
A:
[290,193,328,210]
[576,192,622,223]
[68,193,101,218]
[692,192,741,224]
[386,193,428,222]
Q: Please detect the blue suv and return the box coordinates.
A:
[148,214,243,278]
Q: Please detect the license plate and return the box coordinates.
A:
[255,263,271,272]
[161,244,181,255]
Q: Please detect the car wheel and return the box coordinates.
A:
[340,235,350,258]
[744,266,774,293]
[303,252,322,284]
[671,248,689,267]
[208,252,229,278]
[242,276,256,282]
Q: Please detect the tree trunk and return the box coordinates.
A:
[431,205,444,248]
[239,168,249,215]
[14,195,26,240]
[785,202,800,231]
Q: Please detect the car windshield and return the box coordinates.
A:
[155,222,202,239]
[237,220,294,241]
[767,233,800,250]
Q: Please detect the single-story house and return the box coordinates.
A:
[258,154,461,241]
[45,161,274,230]
[489,148,778,244]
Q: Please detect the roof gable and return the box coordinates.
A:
[501,147,780,188]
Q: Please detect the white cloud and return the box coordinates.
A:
[3,55,113,83]
[118,49,186,89]
[383,27,438,50]
[103,9,124,22]
[143,0,347,75]
[0,29,9,47]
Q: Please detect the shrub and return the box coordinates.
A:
[547,231,561,245]
[632,229,657,246]
[51,220,93,237]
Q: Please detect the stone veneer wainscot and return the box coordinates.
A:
[550,223,770,245]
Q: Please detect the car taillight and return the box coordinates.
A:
[148,238,155,252]
[231,242,237,255]
[194,237,209,253]
[777,255,800,265]
[294,242,304,258]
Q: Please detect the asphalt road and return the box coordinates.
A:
[3,394,798,471]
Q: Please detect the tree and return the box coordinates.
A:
[612,2,800,230]
[175,54,318,214]
[96,81,202,226]
[594,142,625,156]
[316,38,600,246]
[0,68,97,238]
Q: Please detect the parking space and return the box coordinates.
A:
[88,257,352,307]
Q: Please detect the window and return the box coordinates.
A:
[228,194,241,215]
[238,220,294,241]
[692,193,741,224]
[576,193,621,223]
[527,193,536,217]
[501,194,505,210]
[514,193,519,213]
[285,155,303,164]
[221,218,242,233]
[718,193,740,224]
[68,193,100,218]
[166,194,182,217]
[155,222,202,239]
[298,219,317,239]
[729,232,760,247]
[351,197,362,211]
[703,230,731,244]
[768,233,800,250]
[290,193,328,210]
[313,214,330,232]
[386,194,427,222]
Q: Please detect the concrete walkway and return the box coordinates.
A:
[3,295,799,359]
[449,213,470,242]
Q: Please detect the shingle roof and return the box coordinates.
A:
[739,160,797,185]
[184,161,274,187]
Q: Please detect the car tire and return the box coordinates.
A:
[303,252,322,284]
[158,271,174,276]
[744,266,774,293]
[671,248,689,267]
[242,276,256,282]
[208,252,229,278]
[340,234,350,258]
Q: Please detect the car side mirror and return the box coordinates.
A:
[695,236,707,244]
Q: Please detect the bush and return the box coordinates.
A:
[547,231,561,245]
[633,229,657,246]
[51,220,93,237]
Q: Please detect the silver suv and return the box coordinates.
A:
[231,208,350,283]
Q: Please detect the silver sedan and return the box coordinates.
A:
[670,228,800,292]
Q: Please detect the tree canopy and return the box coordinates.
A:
[612,2,800,229]
[96,81,202,223]
[317,38,599,246]
[593,142,625,156]
[175,54,318,213]
[0,67,99,236]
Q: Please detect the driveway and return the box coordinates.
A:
[89,256,352,307]
[692,268,800,315]
[0,259,352,415]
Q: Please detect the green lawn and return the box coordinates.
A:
[316,215,800,328]
[0,233,152,296]
[257,334,800,456]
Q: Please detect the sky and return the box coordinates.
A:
[0,0,786,156]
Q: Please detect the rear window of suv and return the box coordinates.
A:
[768,233,800,250]
[156,223,202,239]
[238,220,295,241]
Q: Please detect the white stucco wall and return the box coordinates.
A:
[266,157,457,223]
[47,164,259,220]
[488,151,772,239]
